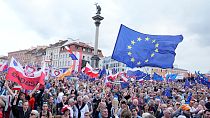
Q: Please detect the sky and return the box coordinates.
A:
[0,0,210,73]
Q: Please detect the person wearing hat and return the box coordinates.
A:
[29,110,39,118]
[61,105,72,118]
[177,104,192,118]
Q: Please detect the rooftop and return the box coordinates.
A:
[49,40,68,48]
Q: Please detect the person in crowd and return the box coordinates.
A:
[48,96,57,116]
[84,112,91,118]
[61,105,72,118]
[29,110,39,118]
[131,106,142,118]
[142,112,155,118]
[12,100,31,118]
[120,108,132,118]
[154,104,167,118]
[162,109,172,118]
[57,95,68,115]
[117,99,129,117]
[74,96,89,118]
[40,102,53,118]
[203,109,210,118]
[83,95,93,115]
[100,108,109,118]
[92,92,101,118]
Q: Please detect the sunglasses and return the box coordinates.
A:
[30,113,35,116]
[132,109,136,112]
[121,101,126,104]
[43,102,48,104]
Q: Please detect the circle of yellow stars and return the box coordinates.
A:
[127,36,159,66]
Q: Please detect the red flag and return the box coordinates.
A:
[6,57,45,90]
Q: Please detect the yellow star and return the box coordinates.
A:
[155,49,159,52]
[145,59,149,63]
[145,37,150,41]
[151,53,155,57]
[131,40,135,45]
[137,37,142,41]
[127,45,132,49]
[155,43,159,48]
[128,52,132,56]
[131,57,135,62]
[152,40,156,43]
[137,61,141,65]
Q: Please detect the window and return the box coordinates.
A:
[65,61,67,66]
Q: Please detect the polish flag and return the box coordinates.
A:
[87,70,99,78]
[83,62,93,74]
[6,57,45,90]
[118,72,128,82]
[0,61,8,72]
[83,62,98,78]
[108,73,118,81]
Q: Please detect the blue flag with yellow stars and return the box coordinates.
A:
[112,24,183,68]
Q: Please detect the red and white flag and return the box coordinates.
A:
[118,72,128,82]
[6,57,45,90]
[0,61,8,72]
[83,62,99,78]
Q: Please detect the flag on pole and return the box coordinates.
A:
[0,61,8,72]
[112,24,183,68]
[57,65,73,80]
[65,46,78,60]
[153,72,164,81]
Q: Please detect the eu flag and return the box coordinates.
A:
[153,72,164,81]
[112,24,183,68]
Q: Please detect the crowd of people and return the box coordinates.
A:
[0,72,210,118]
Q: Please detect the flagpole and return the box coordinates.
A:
[196,82,199,102]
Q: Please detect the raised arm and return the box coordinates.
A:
[4,81,15,97]
[29,83,40,97]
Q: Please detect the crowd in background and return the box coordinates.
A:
[0,72,210,118]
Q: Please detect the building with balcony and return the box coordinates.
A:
[59,41,104,71]
[45,40,68,67]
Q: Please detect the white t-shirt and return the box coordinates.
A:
[57,92,64,103]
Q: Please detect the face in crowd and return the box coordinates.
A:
[23,101,29,112]
[100,108,108,118]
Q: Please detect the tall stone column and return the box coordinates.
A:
[91,3,104,68]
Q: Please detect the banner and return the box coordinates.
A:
[6,57,45,90]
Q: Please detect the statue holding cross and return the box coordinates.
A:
[95,3,101,15]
